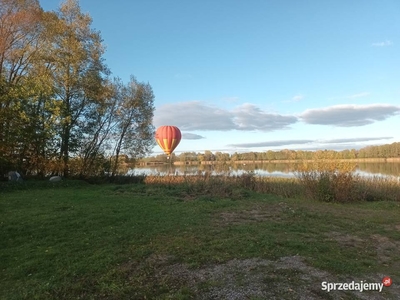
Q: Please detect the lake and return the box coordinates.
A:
[130,162,400,179]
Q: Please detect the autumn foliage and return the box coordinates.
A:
[0,0,154,178]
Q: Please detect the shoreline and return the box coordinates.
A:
[138,157,400,166]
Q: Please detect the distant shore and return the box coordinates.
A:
[138,157,400,166]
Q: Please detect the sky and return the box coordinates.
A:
[39,0,400,155]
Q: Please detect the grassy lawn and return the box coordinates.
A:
[1,179,400,299]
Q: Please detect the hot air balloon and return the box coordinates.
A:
[155,126,181,157]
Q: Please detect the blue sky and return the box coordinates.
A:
[40,0,400,155]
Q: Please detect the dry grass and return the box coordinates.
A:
[295,159,400,202]
[143,168,400,203]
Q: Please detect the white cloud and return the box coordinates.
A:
[154,102,399,133]
[154,101,236,131]
[320,137,392,144]
[282,94,304,103]
[372,40,393,47]
[328,92,370,101]
[154,101,298,131]
[228,137,392,148]
[294,144,370,151]
[228,139,313,148]
[292,94,304,102]
[232,103,297,131]
[182,133,205,140]
[300,104,400,127]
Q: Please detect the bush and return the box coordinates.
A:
[296,160,357,203]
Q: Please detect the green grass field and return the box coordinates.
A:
[1,179,400,299]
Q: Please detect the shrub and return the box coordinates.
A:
[296,160,357,203]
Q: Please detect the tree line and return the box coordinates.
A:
[142,142,400,163]
[0,0,155,178]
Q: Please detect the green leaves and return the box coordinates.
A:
[0,0,155,177]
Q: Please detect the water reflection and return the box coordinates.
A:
[130,162,400,179]
[357,162,400,177]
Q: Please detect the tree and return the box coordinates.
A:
[203,150,215,162]
[45,0,108,176]
[110,77,155,176]
[215,151,230,162]
[179,152,197,162]
[230,152,242,162]
[265,150,275,161]
[75,79,117,176]
[0,0,45,174]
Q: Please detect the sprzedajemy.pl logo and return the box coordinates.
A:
[321,277,392,293]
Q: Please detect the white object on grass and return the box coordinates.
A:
[49,176,62,182]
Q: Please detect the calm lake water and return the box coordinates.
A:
[130,162,400,179]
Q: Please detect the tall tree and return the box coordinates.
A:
[43,0,108,176]
[76,79,117,177]
[0,0,44,174]
[111,77,155,176]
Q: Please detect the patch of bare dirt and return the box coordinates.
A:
[326,232,365,248]
[117,246,400,299]
[150,256,399,299]
[214,202,295,226]
[326,231,400,271]
[370,234,400,265]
